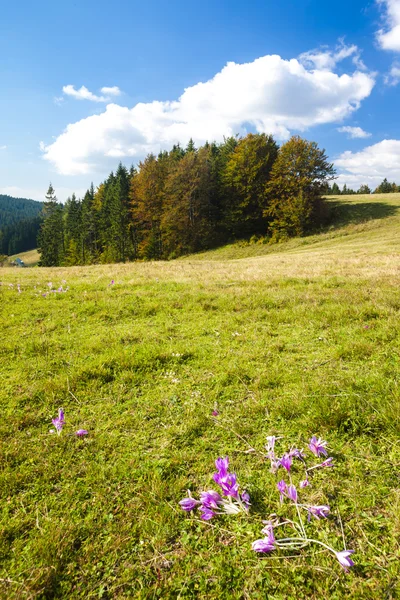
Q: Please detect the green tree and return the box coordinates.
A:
[374,178,392,193]
[357,184,371,194]
[331,182,341,195]
[38,184,64,266]
[222,133,278,236]
[266,136,335,238]
[63,193,82,265]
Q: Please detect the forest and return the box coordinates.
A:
[38,134,336,266]
[0,195,43,255]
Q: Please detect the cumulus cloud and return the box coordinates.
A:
[42,51,375,176]
[100,86,121,96]
[62,84,122,102]
[377,0,400,51]
[299,41,366,70]
[0,145,7,150]
[337,126,372,138]
[384,62,400,84]
[336,139,400,188]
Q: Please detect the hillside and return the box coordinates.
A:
[0,193,399,599]
[0,194,43,228]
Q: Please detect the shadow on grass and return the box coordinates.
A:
[326,200,400,228]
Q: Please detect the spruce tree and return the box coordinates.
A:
[38,184,64,266]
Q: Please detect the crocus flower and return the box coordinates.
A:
[335,549,355,572]
[277,480,287,503]
[200,507,215,520]
[266,436,276,453]
[241,491,251,508]
[307,505,330,520]
[309,436,328,457]
[218,472,239,499]
[109,280,115,286]
[200,490,222,509]
[214,457,229,476]
[289,447,305,461]
[75,429,88,437]
[320,457,334,468]
[286,484,298,503]
[179,497,199,512]
[51,409,65,434]
[212,410,219,417]
[300,476,310,488]
[252,523,275,553]
[279,454,292,472]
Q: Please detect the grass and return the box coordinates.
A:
[8,248,40,267]
[1,193,400,599]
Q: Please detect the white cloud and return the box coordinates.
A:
[299,41,366,71]
[42,51,375,176]
[336,139,400,188]
[100,86,121,96]
[377,0,400,51]
[337,126,372,138]
[384,62,400,83]
[0,145,6,150]
[62,85,121,103]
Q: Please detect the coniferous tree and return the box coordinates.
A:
[331,182,341,195]
[38,184,64,266]
[64,193,82,265]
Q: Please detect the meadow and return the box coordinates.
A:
[1,193,400,599]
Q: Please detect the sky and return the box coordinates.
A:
[1,0,400,201]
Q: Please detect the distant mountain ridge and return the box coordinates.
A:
[0,194,44,229]
[0,195,44,255]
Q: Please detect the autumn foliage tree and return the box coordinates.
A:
[266,136,335,239]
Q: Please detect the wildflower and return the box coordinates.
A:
[218,472,239,499]
[309,436,328,457]
[58,286,63,293]
[300,476,310,488]
[214,457,229,479]
[286,484,298,503]
[252,523,275,553]
[109,280,115,286]
[279,453,292,472]
[241,491,251,508]
[212,409,219,417]
[200,507,215,520]
[179,495,199,512]
[42,293,47,298]
[51,409,65,434]
[17,284,21,293]
[47,282,52,289]
[266,436,276,454]
[307,505,330,520]
[289,447,305,461]
[320,457,334,468]
[277,480,287,503]
[75,429,88,437]
[200,490,222,510]
[335,549,355,572]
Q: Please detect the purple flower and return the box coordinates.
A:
[51,409,65,434]
[309,436,328,457]
[241,491,251,508]
[252,523,275,553]
[300,476,310,488]
[179,497,199,512]
[286,484,298,503]
[335,549,355,572]
[277,480,287,503]
[320,457,334,468]
[109,280,115,286]
[279,454,292,472]
[200,507,215,520]
[75,429,88,437]
[200,490,222,509]
[212,410,219,417]
[289,447,305,461]
[307,505,330,520]
[218,472,239,499]
[214,457,229,476]
[266,436,276,453]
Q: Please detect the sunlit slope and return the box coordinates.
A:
[188,193,400,265]
[8,248,40,266]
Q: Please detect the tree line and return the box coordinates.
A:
[326,178,400,196]
[39,134,336,266]
[0,195,43,255]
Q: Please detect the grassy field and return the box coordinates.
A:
[1,193,400,599]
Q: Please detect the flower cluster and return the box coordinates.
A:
[251,434,354,572]
[179,457,250,520]
[50,408,88,438]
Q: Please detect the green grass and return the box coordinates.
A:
[1,193,400,599]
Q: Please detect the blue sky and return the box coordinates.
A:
[1,0,400,201]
